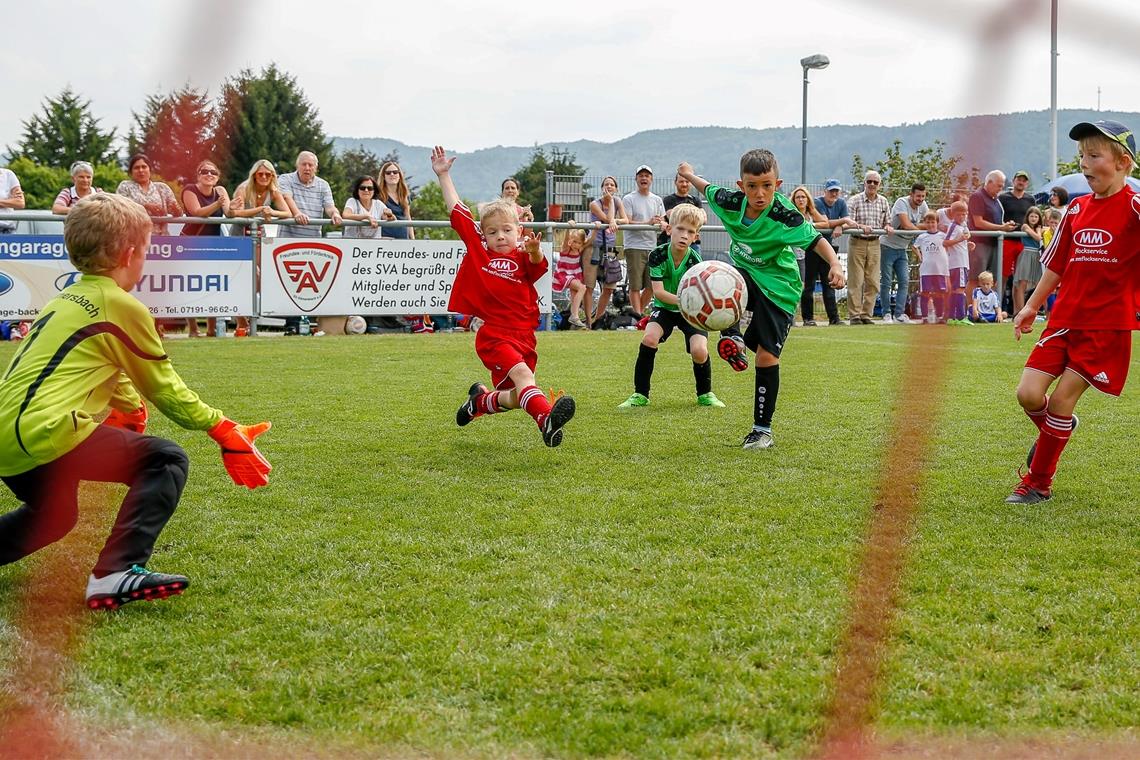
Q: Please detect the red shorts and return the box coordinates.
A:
[1025,327,1133,396]
[1002,239,1022,279]
[475,324,538,390]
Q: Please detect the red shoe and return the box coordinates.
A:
[636,315,650,330]
[717,335,749,372]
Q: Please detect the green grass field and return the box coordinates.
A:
[1,326,1137,757]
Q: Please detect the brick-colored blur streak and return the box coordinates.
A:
[814,328,958,760]
[0,487,118,758]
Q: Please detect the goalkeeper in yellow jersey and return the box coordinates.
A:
[0,193,272,610]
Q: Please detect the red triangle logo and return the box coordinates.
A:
[273,242,342,313]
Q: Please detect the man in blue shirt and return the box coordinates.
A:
[807,179,853,325]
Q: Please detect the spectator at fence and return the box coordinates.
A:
[378,161,414,240]
[0,165,24,234]
[945,200,973,322]
[1013,206,1044,315]
[228,159,293,230]
[278,151,341,237]
[342,176,396,239]
[789,186,832,326]
[1048,186,1069,210]
[937,191,966,230]
[51,161,103,215]
[585,176,628,327]
[181,160,231,337]
[914,210,949,323]
[500,177,534,223]
[879,183,928,324]
[657,172,704,247]
[998,170,1036,307]
[846,171,894,324]
[552,229,590,329]
[970,271,1006,323]
[622,165,666,317]
[117,154,180,236]
[968,170,1017,290]
[815,179,854,253]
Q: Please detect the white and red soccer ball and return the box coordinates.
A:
[677,261,748,331]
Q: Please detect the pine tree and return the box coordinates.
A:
[128,85,217,184]
[7,87,117,167]
[511,146,586,221]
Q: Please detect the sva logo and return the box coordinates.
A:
[273,242,343,312]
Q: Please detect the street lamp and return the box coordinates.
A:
[800,54,830,186]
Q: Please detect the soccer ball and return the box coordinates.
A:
[345,315,368,334]
[677,261,748,331]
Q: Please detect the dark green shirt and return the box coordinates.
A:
[648,242,702,312]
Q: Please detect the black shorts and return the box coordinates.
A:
[737,271,794,358]
[649,307,706,352]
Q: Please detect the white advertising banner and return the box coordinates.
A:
[260,237,553,316]
[0,235,256,320]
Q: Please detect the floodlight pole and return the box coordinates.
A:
[1049,0,1058,179]
[800,54,830,186]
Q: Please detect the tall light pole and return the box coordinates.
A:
[1049,0,1058,179]
[800,54,830,186]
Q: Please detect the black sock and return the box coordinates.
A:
[754,364,780,428]
[634,344,657,396]
[693,359,712,396]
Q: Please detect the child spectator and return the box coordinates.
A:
[913,210,949,323]
[678,150,845,449]
[618,204,724,409]
[944,200,973,323]
[1040,208,1063,317]
[1012,206,1044,315]
[432,146,575,447]
[552,228,591,329]
[0,194,272,609]
[1008,120,1140,504]
[970,271,1007,322]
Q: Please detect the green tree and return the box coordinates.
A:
[4,156,126,210]
[851,139,964,205]
[214,64,344,200]
[7,87,117,167]
[128,85,216,184]
[338,144,383,185]
[410,182,478,241]
[1056,153,1139,181]
[511,145,586,221]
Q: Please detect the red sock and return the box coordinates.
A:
[518,385,552,426]
[1029,412,1073,490]
[477,391,505,416]
[1024,394,1049,432]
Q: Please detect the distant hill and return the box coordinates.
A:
[335,109,1139,200]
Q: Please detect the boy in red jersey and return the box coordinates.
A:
[431,146,575,447]
[1008,120,1140,504]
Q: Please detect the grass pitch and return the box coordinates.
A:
[0,326,1137,757]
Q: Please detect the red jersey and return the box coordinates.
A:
[448,202,548,330]
[1041,186,1140,330]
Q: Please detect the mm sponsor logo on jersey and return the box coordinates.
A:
[273,242,343,312]
[487,258,519,275]
[0,271,13,296]
[54,271,82,291]
[1074,228,1113,247]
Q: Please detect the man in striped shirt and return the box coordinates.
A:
[845,171,894,324]
[278,151,342,237]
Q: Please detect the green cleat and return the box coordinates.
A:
[696,392,725,407]
[618,393,649,408]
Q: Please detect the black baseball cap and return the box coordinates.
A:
[1069,120,1136,162]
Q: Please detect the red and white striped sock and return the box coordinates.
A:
[477,391,505,416]
[1024,394,1049,432]
[518,385,552,426]
[1028,412,1073,491]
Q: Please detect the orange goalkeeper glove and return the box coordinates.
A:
[207,418,272,489]
[103,403,148,434]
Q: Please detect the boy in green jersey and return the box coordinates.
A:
[0,194,272,609]
[618,204,724,409]
[679,150,846,449]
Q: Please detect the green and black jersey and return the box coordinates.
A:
[648,242,702,312]
[0,275,222,476]
[704,185,820,315]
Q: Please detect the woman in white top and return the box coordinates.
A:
[51,161,103,214]
[342,175,395,239]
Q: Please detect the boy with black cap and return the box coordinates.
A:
[1008,120,1140,504]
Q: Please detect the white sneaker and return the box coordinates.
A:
[882,314,894,324]
[896,314,911,324]
[85,565,189,610]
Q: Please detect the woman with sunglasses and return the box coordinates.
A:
[180,160,232,336]
[378,161,414,240]
[342,176,396,239]
[228,159,293,230]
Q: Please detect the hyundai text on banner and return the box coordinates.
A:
[260,237,553,316]
[0,235,255,320]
